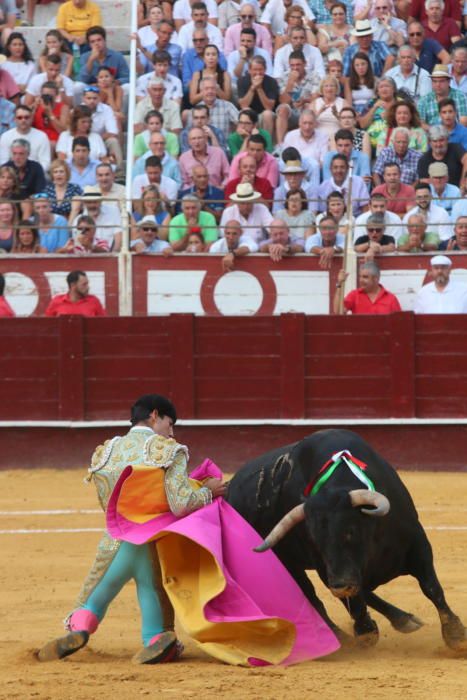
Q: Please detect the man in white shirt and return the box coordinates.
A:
[73,192,123,251]
[227,27,273,86]
[403,183,452,240]
[219,182,272,242]
[84,163,126,216]
[209,219,258,272]
[81,86,122,170]
[261,0,314,39]
[0,104,50,171]
[414,254,467,313]
[178,2,223,52]
[173,0,219,31]
[132,155,179,203]
[282,110,328,164]
[354,192,403,242]
[24,54,74,108]
[273,26,325,79]
[136,50,183,103]
[385,45,432,101]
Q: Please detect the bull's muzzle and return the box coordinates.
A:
[329,584,360,599]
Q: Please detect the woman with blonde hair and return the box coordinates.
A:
[311,76,349,138]
[275,6,317,50]
[44,160,83,221]
[132,185,171,240]
[0,200,18,253]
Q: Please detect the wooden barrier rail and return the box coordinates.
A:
[1,313,466,421]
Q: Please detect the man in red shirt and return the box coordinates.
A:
[0,273,15,317]
[224,153,273,207]
[45,270,106,317]
[372,162,416,217]
[334,261,402,314]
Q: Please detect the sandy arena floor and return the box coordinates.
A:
[0,469,466,700]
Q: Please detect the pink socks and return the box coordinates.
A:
[68,609,99,634]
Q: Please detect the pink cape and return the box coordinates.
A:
[106,459,340,666]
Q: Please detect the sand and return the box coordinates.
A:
[0,469,466,700]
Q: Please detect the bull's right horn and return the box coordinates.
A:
[349,489,390,517]
[253,504,306,553]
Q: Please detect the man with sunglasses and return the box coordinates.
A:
[354,213,396,259]
[131,216,172,254]
[407,20,450,73]
[224,4,272,55]
[0,104,50,172]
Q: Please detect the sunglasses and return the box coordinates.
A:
[78,227,91,233]
[193,38,206,42]
[409,32,422,36]
[142,226,157,231]
[16,115,31,120]
[367,227,383,232]
[241,14,254,18]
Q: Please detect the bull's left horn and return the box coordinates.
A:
[253,504,306,553]
[349,489,390,517]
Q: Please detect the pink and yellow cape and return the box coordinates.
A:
[106,459,339,667]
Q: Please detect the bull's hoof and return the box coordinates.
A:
[354,619,379,647]
[37,631,89,662]
[391,614,424,634]
[442,618,467,652]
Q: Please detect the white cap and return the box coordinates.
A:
[430,255,452,267]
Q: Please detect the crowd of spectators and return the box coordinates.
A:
[0,0,467,314]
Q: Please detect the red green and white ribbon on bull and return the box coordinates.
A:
[304,450,375,497]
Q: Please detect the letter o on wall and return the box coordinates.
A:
[4,272,39,316]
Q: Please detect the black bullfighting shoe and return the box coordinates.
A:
[132,631,182,665]
[37,630,90,662]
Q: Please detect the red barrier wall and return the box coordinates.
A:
[1,313,466,421]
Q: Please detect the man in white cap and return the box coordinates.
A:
[219,182,272,243]
[417,64,467,127]
[414,255,467,313]
[131,216,173,255]
[342,19,394,77]
[427,161,461,214]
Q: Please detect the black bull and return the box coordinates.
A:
[226,429,467,650]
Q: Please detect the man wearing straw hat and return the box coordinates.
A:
[273,160,317,214]
[342,19,394,77]
[220,182,272,243]
[417,64,467,127]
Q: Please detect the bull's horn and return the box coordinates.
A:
[253,504,305,553]
[349,489,390,517]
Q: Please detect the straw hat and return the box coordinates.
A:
[229,182,261,203]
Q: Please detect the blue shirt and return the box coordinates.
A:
[39,215,69,252]
[450,198,467,222]
[132,151,181,186]
[309,0,353,24]
[138,42,182,77]
[176,185,225,215]
[181,48,227,90]
[448,122,467,150]
[130,237,171,253]
[0,97,15,136]
[342,41,392,77]
[78,48,130,85]
[322,150,371,181]
[430,183,461,214]
[416,38,444,74]
[67,158,100,188]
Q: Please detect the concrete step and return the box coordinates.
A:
[17,0,132,54]
[19,0,131,27]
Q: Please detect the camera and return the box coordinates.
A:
[42,94,54,106]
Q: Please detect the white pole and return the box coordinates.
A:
[118,0,138,315]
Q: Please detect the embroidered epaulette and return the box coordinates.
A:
[143,434,189,469]
[86,436,121,479]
